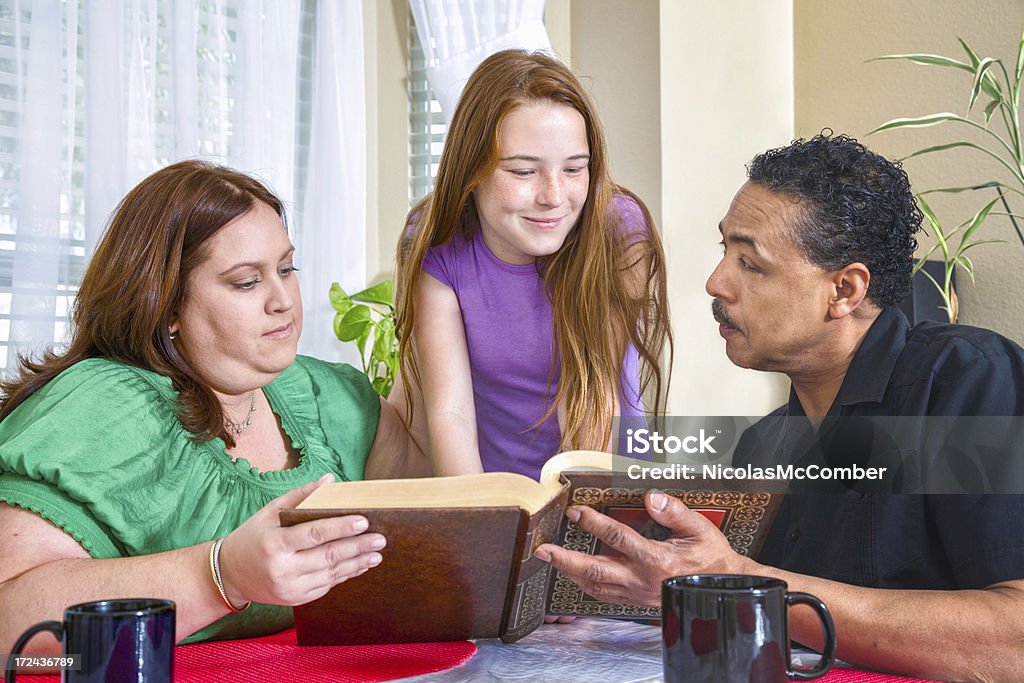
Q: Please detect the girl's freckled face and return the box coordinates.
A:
[473,101,590,265]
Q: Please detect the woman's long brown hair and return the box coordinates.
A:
[395,49,672,452]
[0,160,285,448]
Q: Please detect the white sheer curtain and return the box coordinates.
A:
[301,0,366,363]
[410,0,551,123]
[1,0,364,368]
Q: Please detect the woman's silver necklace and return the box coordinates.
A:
[225,392,257,436]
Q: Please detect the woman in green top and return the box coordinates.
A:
[0,161,429,653]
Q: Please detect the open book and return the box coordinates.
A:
[280,451,783,646]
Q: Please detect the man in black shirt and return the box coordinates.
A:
[536,134,1024,682]
[738,302,1024,590]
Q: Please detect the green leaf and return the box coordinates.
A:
[969,58,997,111]
[371,322,391,361]
[984,97,1001,124]
[955,255,976,285]
[959,196,1001,244]
[371,376,390,397]
[900,141,1024,186]
[915,261,943,291]
[871,51,1003,105]
[899,140,992,161]
[336,305,371,342]
[1017,24,1024,84]
[385,348,399,380]
[919,182,1023,198]
[376,315,396,343]
[917,196,951,261]
[914,262,950,311]
[959,37,982,68]
[331,279,398,396]
[960,237,1007,252]
[355,325,372,367]
[870,53,972,72]
[329,282,352,314]
[868,112,965,135]
[917,194,938,228]
[916,195,941,232]
[873,113,1019,167]
[351,280,395,307]
[958,38,1004,101]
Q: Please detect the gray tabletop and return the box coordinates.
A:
[392,618,665,682]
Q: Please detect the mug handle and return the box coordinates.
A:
[785,592,837,681]
[3,620,63,683]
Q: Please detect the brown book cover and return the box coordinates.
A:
[280,451,783,645]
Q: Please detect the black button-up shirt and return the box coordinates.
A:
[739,306,1024,589]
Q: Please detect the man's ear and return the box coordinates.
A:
[828,263,870,319]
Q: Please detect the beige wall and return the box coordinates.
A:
[658,0,793,414]
[795,0,1024,343]
[365,0,409,284]
[569,0,662,229]
[545,0,572,63]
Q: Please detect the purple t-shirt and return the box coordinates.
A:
[421,194,645,479]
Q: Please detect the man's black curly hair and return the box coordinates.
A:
[746,132,921,308]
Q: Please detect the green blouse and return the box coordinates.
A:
[0,355,380,643]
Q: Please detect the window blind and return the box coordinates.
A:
[407,6,445,204]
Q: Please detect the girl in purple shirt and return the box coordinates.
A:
[392,49,672,480]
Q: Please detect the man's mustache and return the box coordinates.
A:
[711,299,740,331]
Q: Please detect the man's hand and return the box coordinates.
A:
[534,490,757,607]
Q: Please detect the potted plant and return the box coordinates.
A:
[870,27,1024,322]
[329,280,398,397]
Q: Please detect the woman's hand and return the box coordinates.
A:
[218,474,386,607]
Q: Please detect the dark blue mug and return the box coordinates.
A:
[4,598,175,683]
[662,575,836,683]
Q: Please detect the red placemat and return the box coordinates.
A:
[822,668,941,682]
[2,628,477,682]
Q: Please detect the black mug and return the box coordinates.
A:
[662,575,836,683]
[4,598,175,683]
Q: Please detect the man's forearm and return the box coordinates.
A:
[756,565,1024,683]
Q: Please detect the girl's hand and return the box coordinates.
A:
[218,474,386,607]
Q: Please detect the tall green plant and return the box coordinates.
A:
[869,27,1024,321]
[330,280,398,397]
[913,194,1003,322]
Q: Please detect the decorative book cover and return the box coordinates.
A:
[545,471,782,619]
[280,451,784,646]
